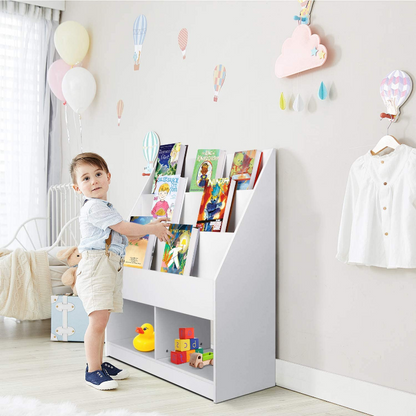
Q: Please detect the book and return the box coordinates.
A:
[189,149,227,192]
[229,150,263,190]
[160,224,199,276]
[124,216,157,269]
[151,175,188,223]
[196,178,236,232]
[152,142,188,193]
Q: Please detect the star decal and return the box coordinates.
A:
[318,50,326,60]
[311,47,318,56]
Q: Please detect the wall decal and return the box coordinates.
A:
[213,65,226,102]
[133,15,147,71]
[178,28,188,59]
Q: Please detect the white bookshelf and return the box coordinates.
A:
[106,148,276,403]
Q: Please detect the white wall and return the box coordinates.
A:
[60,1,416,396]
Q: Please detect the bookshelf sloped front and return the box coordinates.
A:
[122,267,215,320]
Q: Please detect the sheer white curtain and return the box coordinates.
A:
[0,1,60,246]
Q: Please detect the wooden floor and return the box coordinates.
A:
[1,318,368,416]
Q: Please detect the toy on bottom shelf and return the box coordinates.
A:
[189,352,214,369]
[170,327,211,366]
[133,323,155,352]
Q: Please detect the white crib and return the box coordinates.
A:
[1,184,83,297]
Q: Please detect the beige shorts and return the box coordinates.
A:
[76,250,124,316]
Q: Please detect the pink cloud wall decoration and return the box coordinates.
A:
[275,25,327,78]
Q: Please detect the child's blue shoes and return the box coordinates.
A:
[85,368,118,390]
[102,361,130,380]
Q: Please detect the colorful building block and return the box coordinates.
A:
[171,351,187,365]
[189,338,199,349]
[179,327,194,339]
[186,349,195,362]
[195,348,203,353]
[175,338,190,351]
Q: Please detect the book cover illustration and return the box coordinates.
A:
[160,224,193,275]
[196,178,230,232]
[124,216,153,269]
[151,176,180,221]
[189,149,221,192]
[152,143,181,192]
[229,150,257,190]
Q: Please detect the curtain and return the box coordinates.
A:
[0,1,60,246]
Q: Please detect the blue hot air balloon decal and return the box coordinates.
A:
[318,82,328,100]
[143,131,160,176]
[133,15,147,71]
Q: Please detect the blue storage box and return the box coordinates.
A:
[51,295,88,342]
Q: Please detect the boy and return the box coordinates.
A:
[71,152,171,390]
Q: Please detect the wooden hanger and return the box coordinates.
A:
[371,118,401,155]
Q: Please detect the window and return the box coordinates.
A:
[0,3,59,246]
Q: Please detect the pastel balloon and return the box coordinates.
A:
[62,67,96,114]
[54,21,89,65]
[47,59,71,102]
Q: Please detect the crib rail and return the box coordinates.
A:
[1,184,82,251]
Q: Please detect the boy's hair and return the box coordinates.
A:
[159,183,170,193]
[70,152,109,184]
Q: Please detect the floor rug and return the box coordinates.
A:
[0,396,161,416]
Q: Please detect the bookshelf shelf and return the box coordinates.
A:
[106,148,276,403]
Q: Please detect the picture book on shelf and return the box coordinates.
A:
[196,178,236,232]
[189,149,227,192]
[152,142,187,192]
[151,175,187,223]
[160,224,199,276]
[124,216,156,269]
[229,149,263,190]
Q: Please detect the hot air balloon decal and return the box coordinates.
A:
[143,131,160,176]
[213,65,226,102]
[133,15,147,71]
[178,28,188,59]
[117,100,124,126]
[380,70,413,122]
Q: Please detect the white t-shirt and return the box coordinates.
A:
[337,144,416,269]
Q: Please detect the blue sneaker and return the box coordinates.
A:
[102,362,130,380]
[85,369,118,390]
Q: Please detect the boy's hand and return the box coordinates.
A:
[152,217,172,243]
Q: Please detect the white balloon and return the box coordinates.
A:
[62,67,96,114]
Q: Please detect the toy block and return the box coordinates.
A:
[202,351,214,361]
[186,349,195,362]
[195,348,203,353]
[189,338,199,349]
[179,327,194,339]
[171,351,187,365]
[175,338,190,351]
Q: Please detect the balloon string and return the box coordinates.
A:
[64,103,70,144]
[79,114,83,153]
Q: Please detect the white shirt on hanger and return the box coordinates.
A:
[337,144,416,269]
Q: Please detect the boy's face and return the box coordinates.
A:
[72,163,111,200]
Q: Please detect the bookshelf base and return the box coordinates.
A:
[106,341,215,400]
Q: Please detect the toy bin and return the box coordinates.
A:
[51,295,88,342]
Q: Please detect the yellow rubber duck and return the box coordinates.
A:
[133,323,155,352]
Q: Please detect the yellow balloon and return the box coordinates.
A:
[54,21,89,65]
